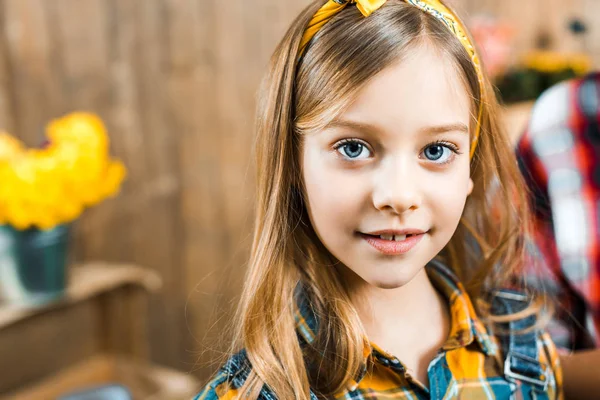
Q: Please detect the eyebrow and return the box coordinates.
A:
[419,123,469,135]
[325,119,469,135]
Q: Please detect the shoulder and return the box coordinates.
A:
[194,349,253,400]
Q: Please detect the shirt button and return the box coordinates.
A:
[390,359,405,371]
[376,355,390,366]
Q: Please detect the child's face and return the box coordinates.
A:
[301,44,473,290]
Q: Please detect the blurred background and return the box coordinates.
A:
[0,0,598,399]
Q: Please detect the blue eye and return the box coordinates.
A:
[335,139,371,160]
[422,143,458,164]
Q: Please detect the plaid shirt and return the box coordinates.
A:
[516,72,600,350]
[195,261,562,399]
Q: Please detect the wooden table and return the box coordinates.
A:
[0,263,199,399]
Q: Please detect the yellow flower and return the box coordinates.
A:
[47,112,109,152]
[523,50,592,75]
[0,112,127,230]
[0,133,23,160]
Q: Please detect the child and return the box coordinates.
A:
[196,0,562,398]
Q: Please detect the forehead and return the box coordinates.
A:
[339,44,471,131]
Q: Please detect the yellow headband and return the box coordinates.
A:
[298,0,484,158]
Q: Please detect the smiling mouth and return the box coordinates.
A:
[362,233,420,242]
[358,232,427,255]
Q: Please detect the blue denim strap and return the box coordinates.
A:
[491,289,550,394]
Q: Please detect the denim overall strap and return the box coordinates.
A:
[491,289,550,396]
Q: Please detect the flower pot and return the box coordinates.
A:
[0,224,70,306]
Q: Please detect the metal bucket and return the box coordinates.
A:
[0,224,70,306]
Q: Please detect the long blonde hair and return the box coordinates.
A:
[219,1,535,398]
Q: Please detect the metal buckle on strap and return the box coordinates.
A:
[504,351,550,391]
[493,290,529,302]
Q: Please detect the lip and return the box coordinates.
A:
[359,231,426,255]
[364,228,427,236]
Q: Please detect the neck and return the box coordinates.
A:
[342,266,451,384]
[348,267,447,339]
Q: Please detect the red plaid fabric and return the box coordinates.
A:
[517,72,600,350]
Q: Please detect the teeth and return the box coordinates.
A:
[378,234,408,241]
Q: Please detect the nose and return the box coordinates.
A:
[372,157,422,215]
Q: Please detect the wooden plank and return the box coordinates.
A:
[0,298,102,393]
[1,0,65,146]
[164,0,245,380]
[1,354,199,400]
[159,0,265,380]
[124,0,186,370]
[83,0,146,263]
[2,355,119,400]
[127,287,151,360]
[161,0,223,378]
[0,5,16,133]
[100,285,152,361]
[49,0,110,108]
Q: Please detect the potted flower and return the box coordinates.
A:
[0,112,126,306]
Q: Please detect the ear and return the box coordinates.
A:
[467,177,474,196]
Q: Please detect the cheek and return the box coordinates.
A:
[426,164,471,225]
[302,147,364,236]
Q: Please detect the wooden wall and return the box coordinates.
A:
[0,0,598,384]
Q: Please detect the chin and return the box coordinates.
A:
[366,274,415,289]
[369,280,407,289]
[364,265,423,289]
